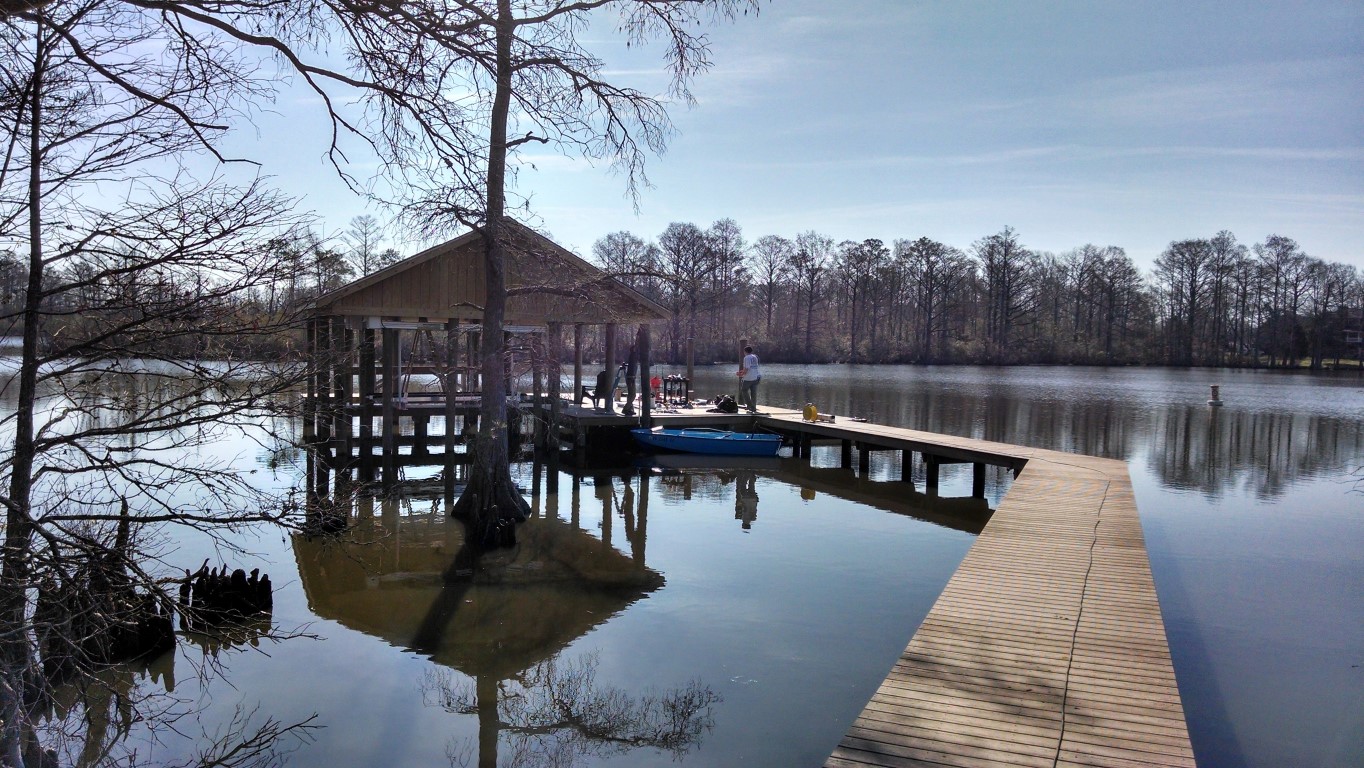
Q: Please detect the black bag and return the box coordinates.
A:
[715,395,739,414]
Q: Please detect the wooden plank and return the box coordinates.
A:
[817,412,1194,768]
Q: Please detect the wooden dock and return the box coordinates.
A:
[759,414,1196,768]
[318,389,1195,766]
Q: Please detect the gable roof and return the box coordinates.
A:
[312,220,668,324]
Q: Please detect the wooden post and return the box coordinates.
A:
[858,443,870,476]
[973,462,986,499]
[799,432,811,459]
[468,328,480,394]
[900,449,913,484]
[358,324,376,483]
[573,323,584,407]
[686,336,695,400]
[926,455,940,494]
[841,439,852,469]
[603,323,617,415]
[445,319,458,504]
[638,324,652,428]
[413,414,430,456]
[303,318,316,447]
[634,472,650,566]
[381,326,399,489]
[548,322,562,449]
[332,317,352,473]
[737,337,747,400]
[315,317,332,452]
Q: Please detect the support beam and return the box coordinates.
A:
[638,324,652,429]
[444,319,458,466]
[381,326,399,488]
[841,439,853,469]
[603,323,617,415]
[358,325,376,482]
[333,318,353,473]
[686,336,695,400]
[973,462,986,499]
[926,456,940,493]
[548,322,562,456]
[900,449,913,484]
[858,443,870,476]
[573,323,584,407]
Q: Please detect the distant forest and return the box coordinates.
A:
[592,221,1363,369]
[5,216,1359,370]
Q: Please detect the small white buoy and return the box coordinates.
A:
[1208,384,1224,407]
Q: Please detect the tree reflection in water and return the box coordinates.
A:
[33,621,314,768]
[421,652,719,768]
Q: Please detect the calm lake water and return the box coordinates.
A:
[8,363,1363,767]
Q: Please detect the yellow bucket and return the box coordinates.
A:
[802,403,818,422]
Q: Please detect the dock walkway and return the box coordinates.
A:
[766,414,1196,767]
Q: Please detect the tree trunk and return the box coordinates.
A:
[1,26,46,764]
[451,0,530,547]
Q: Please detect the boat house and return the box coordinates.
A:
[304,220,669,494]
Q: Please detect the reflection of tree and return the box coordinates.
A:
[1146,406,1363,500]
[33,638,314,768]
[422,651,719,768]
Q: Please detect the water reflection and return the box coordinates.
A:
[291,459,995,767]
[421,653,719,768]
[678,364,1364,499]
[34,618,282,768]
[292,486,726,766]
[293,495,663,679]
[734,471,758,530]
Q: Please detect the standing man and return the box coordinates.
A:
[737,345,761,413]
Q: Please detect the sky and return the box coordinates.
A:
[241,0,1364,272]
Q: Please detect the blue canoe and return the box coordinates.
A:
[631,427,783,457]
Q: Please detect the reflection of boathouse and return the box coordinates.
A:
[292,490,661,680]
[304,220,668,495]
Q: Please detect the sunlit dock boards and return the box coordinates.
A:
[796,416,1195,767]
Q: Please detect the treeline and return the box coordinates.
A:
[0,217,398,360]
[593,220,1364,368]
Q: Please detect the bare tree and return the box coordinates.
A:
[790,231,832,360]
[972,227,1036,362]
[343,214,398,277]
[899,237,970,364]
[0,4,314,764]
[656,222,715,361]
[346,1,760,545]
[748,234,792,338]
